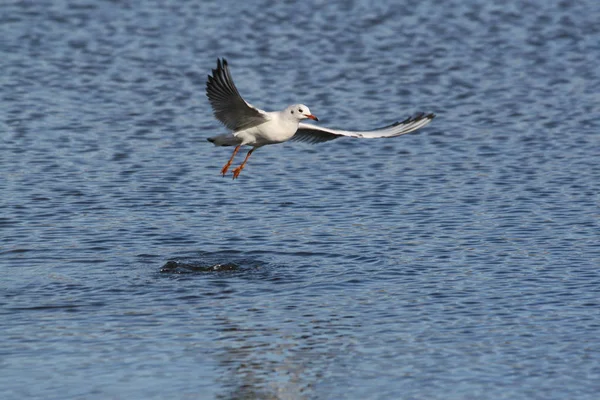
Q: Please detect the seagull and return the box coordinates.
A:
[206,58,435,179]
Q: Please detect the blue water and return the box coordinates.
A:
[2,0,600,399]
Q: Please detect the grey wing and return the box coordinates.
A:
[291,112,435,144]
[206,58,268,131]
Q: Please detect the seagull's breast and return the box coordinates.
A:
[253,115,298,145]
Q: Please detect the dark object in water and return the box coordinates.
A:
[160,260,240,274]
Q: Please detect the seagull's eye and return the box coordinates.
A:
[290,110,294,114]
[299,108,303,113]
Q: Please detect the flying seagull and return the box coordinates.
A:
[206,58,435,179]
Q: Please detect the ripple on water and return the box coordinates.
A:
[160,260,244,274]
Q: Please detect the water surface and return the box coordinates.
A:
[1,0,600,399]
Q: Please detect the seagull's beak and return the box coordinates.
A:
[304,114,319,121]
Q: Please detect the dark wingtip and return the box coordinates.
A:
[215,58,228,70]
[394,112,436,126]
[207,137,215,143]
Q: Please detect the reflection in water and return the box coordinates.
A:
[162,254,313,398]
[214,314,310,400]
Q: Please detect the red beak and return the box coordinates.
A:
[304,114,319,121]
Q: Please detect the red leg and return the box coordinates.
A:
[232,148,255,179]
[220,145,241,176]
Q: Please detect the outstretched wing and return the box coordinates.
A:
[291,112,435,144]
[206,58,269,131]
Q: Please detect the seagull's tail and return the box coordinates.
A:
[207,133,241,147]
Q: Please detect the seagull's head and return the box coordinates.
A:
[287,104,318,122]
